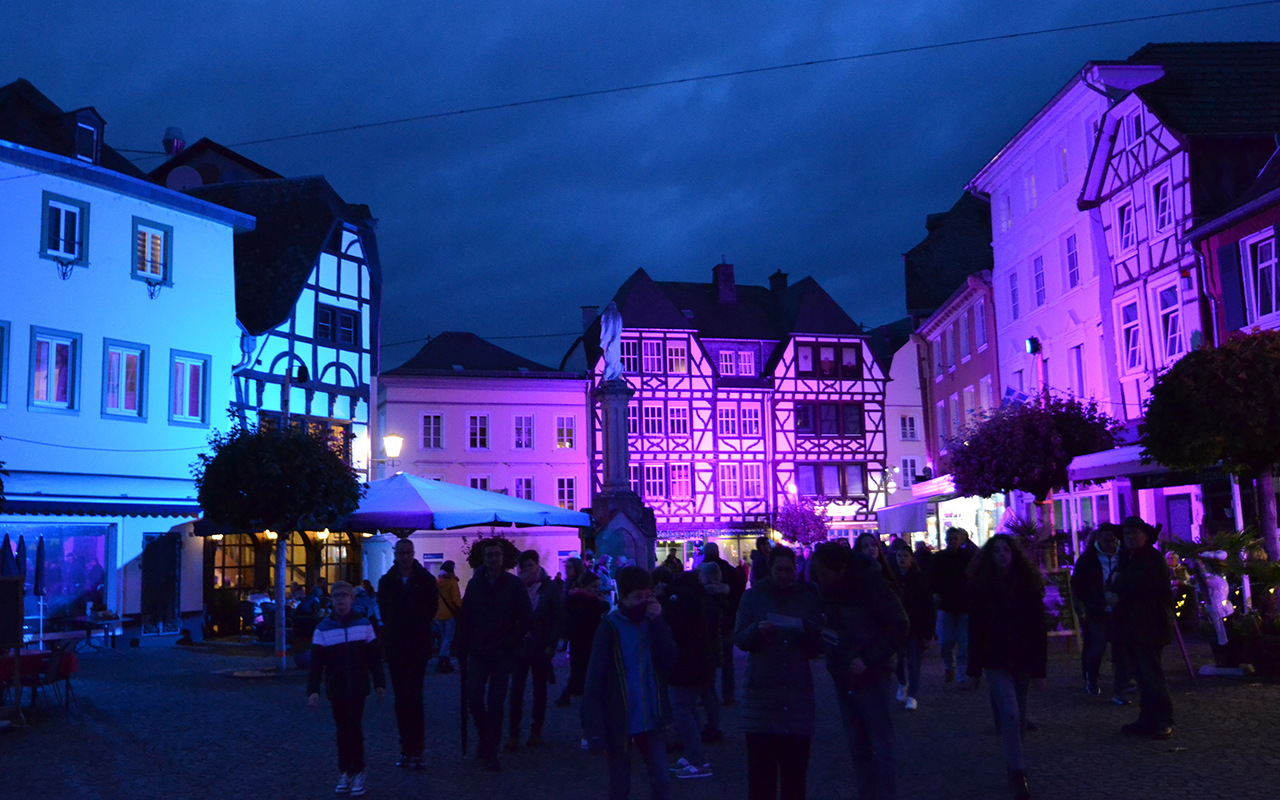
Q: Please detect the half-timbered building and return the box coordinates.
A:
[569,265,886,561]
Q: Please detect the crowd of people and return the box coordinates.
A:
[301,517,1176,799]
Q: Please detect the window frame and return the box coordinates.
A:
[718,463,741,498]
[641,405,664,435]
[795,462,867,499]
[1155,283,1184,362]
[1119,300,1143,374]
[742,462,764,498]
[513,414,535,450]
[514,476,535,501]
[900,414,917,441]
[1009,271,1020,320]
[101,338,149,421]
[619,340,639,374]
[740,405,762,437]
[901,457,919,488]
[1116,201,1137,252]
[1243,229,1278,325]
[643,464,667,499]
[626,404,639,435]
[556,415,576,449]
[315,302,362,350]
[1152,178,1174,237]
[665,341,688,374]
[1032,255,1046,307]
[0,319,9,406]
[669,463,692,500]
[468,475,491,492]
[667,405,690,436]
[641,340,664,374]
[717,406,738,436]
[132,216,174,287]
[28,325,82,414]
[718,350,736,376]
[168,349,210,427]
[557,477,576,510]
[40,191,89,267]
[796,343,863,380]
[421,413,444,449]
[467,413,490,450]
[975,301,988,350]
[795,402,864,438]
[1065,233,1080,290]
[737,350,755,376]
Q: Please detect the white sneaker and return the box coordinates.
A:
[905,697,918,711]
[669,757,693,773]
[349,772,367,797]
[896,684,907,702]
[675,763,713,779]
[334,773,351,794]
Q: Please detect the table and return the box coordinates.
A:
[0,649,80,683]
[69,616,122,653]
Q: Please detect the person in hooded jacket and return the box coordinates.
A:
[1109,517,1175,740]
[930,527,979,684]
[892,545,935,710]
[735,545,824,800]
[1070,525,1126,698]
[508,550,564,750]
[557,571,610,707]
[662,568,718,779]
[376,538,438,771]
[702,541,747,706]
[434,561,462,674]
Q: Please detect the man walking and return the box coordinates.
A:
[377,538,438,771]
[1111,517,1176,740]
[435,561,462,673]
[508,549,563,750]
[702,542,746,705]
[457,538,533,771]
[930,527,977,684]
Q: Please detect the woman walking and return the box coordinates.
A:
[893,545,935,710]
[734,545,824,800]
[556,571,609,707]
[965,534,1046,800]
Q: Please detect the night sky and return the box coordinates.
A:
[4,2,1277,368]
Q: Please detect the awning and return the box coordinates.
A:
[911,474,957,501]
[1067,445,1167,483]
[0,471,201,518]
[876,500,928,535]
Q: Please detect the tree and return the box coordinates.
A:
[193,420,363,670]
[1141,330,1280,561]
[773,497,830,546]
[947,392,1122,545]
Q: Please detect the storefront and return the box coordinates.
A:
[880,474,1004,549]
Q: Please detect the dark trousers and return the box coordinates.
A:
[1081,616,1128,695]
[329,694,367,775]
[721,637,736,700]
[1125,643,1174,727]
[836,674,898,800]
[745,732,812,800]
[564,634,592,697]
[986,669,1030,773]
[894,636,924,698]
[467,653,514,758]
[509,653,551,738]
[387,654,428,757]
[606,730,672,800]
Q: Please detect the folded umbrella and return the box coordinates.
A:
[33,537,45,597]
[15,536,26,580]
[0,535,14,578]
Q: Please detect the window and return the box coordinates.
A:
[1066,234,1080,289]
[819,404,839,436]
[1033,256,1046,307]
[0,319,9,405]
[641,341,663,373]
[642,405,664,435]
[1009,272,1020,320]
[742,463,764,498]
[315,304,361,347]
[717,406,737,436]
[668,405,689,435]
[718,351,736,376]
[169,350,208,425]
[975,302,987,348]
[1121,302,1142,371]
[41,192,87,264]
[1000,192,1012,232]
[901,458,919,488]
[103,340,146,418]
[666,342,687,374]
[950,393,962,431]
[514,415,534,449]
[796,404,815,436]
[979,375,993,410]
[1158,287,1183,359]
[737,351,755,376]
[935,401,947,444]
[963,386,976,418]
[212,534,256,590]
[469,475,491,492]
[959,314,970,360]
[741,405,762,436]
[468,414,489,449]
[670,464,692,499]
[1056,143,1070,189]
[796,403,862,437]
[932,339,943,379]
[422,414,443,449]
[556,415,575,449]
[842,404,864,436]
[30,328,80,411]
[1024,169,1037,212]
[133,218,172,284]
[900,415,917,441]
[629,464,641,494]
[796,463,865,498]
[1070,345,1086,397]
[1117,203,1136,251]
[719,463,740,498]
[627,404,639,435]
[818,346,837,377]
[1248,237,1278,321]
[796,344,861,379]
[620,340,639,373]
[557,478,576,510]
[1013,369,1024,393]
[1128,112,1144,145]
[1153,180,1173,235]
[942,329,953,371]
[643,464,666,499]
[515,477,534,501]
[797,345,814,374]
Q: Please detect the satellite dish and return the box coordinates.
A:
[166,165,203,191]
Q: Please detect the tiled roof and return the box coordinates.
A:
[186,177,378,336]
[1129,42,1280,135]
[385,331,568,377]
[865,317,915,373]
[0,79,146,179]
[148,137,282,185]
[903,193,992,319]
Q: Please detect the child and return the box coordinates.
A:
[582,565,678,800]
[308,580,386,796]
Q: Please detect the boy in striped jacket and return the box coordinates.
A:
[308,580,386,796]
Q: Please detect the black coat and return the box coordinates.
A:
[1070,544,1120,620]
[456,570,533,660]
[521,572,564,658]
[376,561,438,660]
[967,577,1047,679]
[930,542,978,613]
[707,555,747,614]
[1113,545,1174,649]
[663,573,717,688]
[822,555,909,690]
[564,588,609,648]
[897,566,936,640]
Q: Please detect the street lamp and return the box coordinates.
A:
[374,432,404,478]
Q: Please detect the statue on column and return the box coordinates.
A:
[600,301,623,381]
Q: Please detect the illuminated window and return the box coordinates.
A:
[557,477,576,510]
[515,477,534,501]
[514,415,534,449]
[422,414,443,449]
[133,217,172,284]
[556,415,575,449]
[170,350,208,426]
[795,463,865,498]
[742,463,764,498]
[31,328,79,410]
[642,341,663,373]
[643,464,666,499]
[737,351,755,376]
[103,340,146,418]
[741,405,761,436]
[41,193,87,264]
[666,342,687,374]
[642,405,664,435]
[670,464,692,499]
[668,405,689,435]
[797,345,814,375]
[719,351,736,376]
[620,340,639,373]
[468,414,489,449]
[719,463,740,498]
[717,406,737,436]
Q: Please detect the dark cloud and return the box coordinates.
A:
[4,0,1277,367]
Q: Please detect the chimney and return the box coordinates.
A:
[712,262,736,305]
[769,269,788,297]
[580,305,599,333]
[162,126,186,157]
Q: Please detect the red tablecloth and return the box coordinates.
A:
[0,650,80,683]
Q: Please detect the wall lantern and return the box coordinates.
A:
[1025,337,1042,354]
[383,433,404,459]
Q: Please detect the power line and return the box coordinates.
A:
[0,434,208,453]
[111,0,1280,158]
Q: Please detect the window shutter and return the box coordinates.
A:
[1218,242,1247,332]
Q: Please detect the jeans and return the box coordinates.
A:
[669,685,707,765]
[894,636,924,698]
[509,654,551,739]
[985,669,1029,773]
[836,674,898,800]
[745,732,811,800]
[606,730,672,800]
[329,694,367,775]
[386,654,428,757]
[936,611,968,674]
[436,618,456,659]
[721,637,737,700]
[1125,643,1174,727]
[1081,616,1129,695]
[700,683,722,730]
[466,653,514,759]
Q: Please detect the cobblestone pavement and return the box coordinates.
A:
[5,636,1280,800]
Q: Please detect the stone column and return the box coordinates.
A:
[594,378,635,496]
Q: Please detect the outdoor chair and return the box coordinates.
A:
[238,600,257,637]
[20,641,76,710]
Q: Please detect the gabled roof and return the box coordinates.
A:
[1127,42,1280,135]
[384,332,570,377]
[186,176,376,336]
[148,137,282,186]
[0,79,146,179]
[903,193,992,319]
[865,317,916,373]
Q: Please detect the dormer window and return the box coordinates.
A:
[65,108,105,165]
[76,123,98,163]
